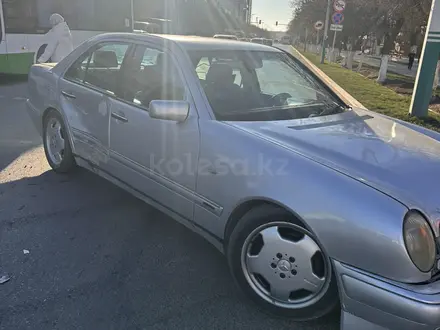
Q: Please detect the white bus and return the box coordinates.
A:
[0,0,134,74]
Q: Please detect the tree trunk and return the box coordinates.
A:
[433,60,440,91]
[377,55,389,83]
[377,18,405,84]
[341,51,347,67]
[357,53,365,72]
[347,45,355,70]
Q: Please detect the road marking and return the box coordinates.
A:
[12,96,27,101]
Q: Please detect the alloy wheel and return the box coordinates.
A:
[241,222,330,309]
[45,117,66,166]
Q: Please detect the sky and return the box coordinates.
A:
[251,0,292,32]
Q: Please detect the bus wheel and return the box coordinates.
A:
[35,44,48,63]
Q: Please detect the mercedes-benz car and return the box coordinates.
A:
[27,33,440,330]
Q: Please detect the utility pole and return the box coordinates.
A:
[320,0,331,63]
[304,27,308,52]
[409,0,440,117]
[130,0,134,31]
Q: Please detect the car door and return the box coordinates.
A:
[58,42,131,166]
[106,42,200,221]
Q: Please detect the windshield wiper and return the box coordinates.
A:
[220,101,326,116]
[318,104,351,116]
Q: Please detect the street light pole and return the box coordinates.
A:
[320,0,331,63]
[130,0,134,31]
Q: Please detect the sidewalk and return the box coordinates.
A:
[367,54,409,65]
[347,54,418,78]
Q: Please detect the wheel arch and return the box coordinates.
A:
[42,107,76,155]
[223,198,309,248]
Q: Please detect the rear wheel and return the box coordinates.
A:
[43,110,76,173]
[227,206,339,320]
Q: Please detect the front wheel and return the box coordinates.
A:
[43,110,76,173]
[227,206,339,320]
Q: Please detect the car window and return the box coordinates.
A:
[119,45,185,108]
[195,57,210,80]
[255,57,317,101]
[195,57,242,86]
[188,50,341,121]
[82,43,130,94]
[65,52,91,83]
[141,48,161,66]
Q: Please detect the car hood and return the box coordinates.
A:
[228,108,440,222]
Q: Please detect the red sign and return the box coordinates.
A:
[333,0,346,12]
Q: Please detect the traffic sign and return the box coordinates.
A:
[330,24,343,31]
[314,20,324,30]
[332,12,344,24]
[333,0,346,12]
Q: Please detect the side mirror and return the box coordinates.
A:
[149,100,189,122]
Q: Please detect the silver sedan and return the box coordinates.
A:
[27,33,440,330]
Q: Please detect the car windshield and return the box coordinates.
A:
[189,50,346,121]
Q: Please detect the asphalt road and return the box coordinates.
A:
[0,82,340,329]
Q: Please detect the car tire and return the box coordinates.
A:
[226,205,339,320]
[43,110,76,173]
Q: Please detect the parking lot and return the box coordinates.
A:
[0,82,339,330]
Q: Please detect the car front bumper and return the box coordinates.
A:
[334,260,440,330]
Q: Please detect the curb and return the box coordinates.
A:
[281,46,366,109]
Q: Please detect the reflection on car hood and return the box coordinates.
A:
[228,108,440,221]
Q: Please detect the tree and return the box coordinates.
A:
[289,0,432,82]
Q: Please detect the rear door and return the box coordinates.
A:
[58,42,131,166]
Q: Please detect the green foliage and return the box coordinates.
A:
[303,52,440,132]
[289,0,432,50]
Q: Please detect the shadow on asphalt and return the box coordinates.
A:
[0,74,28,86]
[0,82,41,172]
[0,168,340,330]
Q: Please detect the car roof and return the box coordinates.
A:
[92,33,280,52]
[163,34,280,51]
[213,34,237,37]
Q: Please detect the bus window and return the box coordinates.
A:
[4,0,132,33]
[3,0,38,33]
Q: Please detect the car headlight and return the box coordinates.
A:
[403,211,436,272]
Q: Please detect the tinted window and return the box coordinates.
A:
[195,57,242,86]
[65,51,91,82]
[65,43,130,94]
[189,50,341,121]
[3,0,38,33]
[120,45,185,108]
[83,43,130,94]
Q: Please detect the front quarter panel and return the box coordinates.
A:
[195,121,430,283]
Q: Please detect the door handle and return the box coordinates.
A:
[111,112,128,123]
[61,90,76,99]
